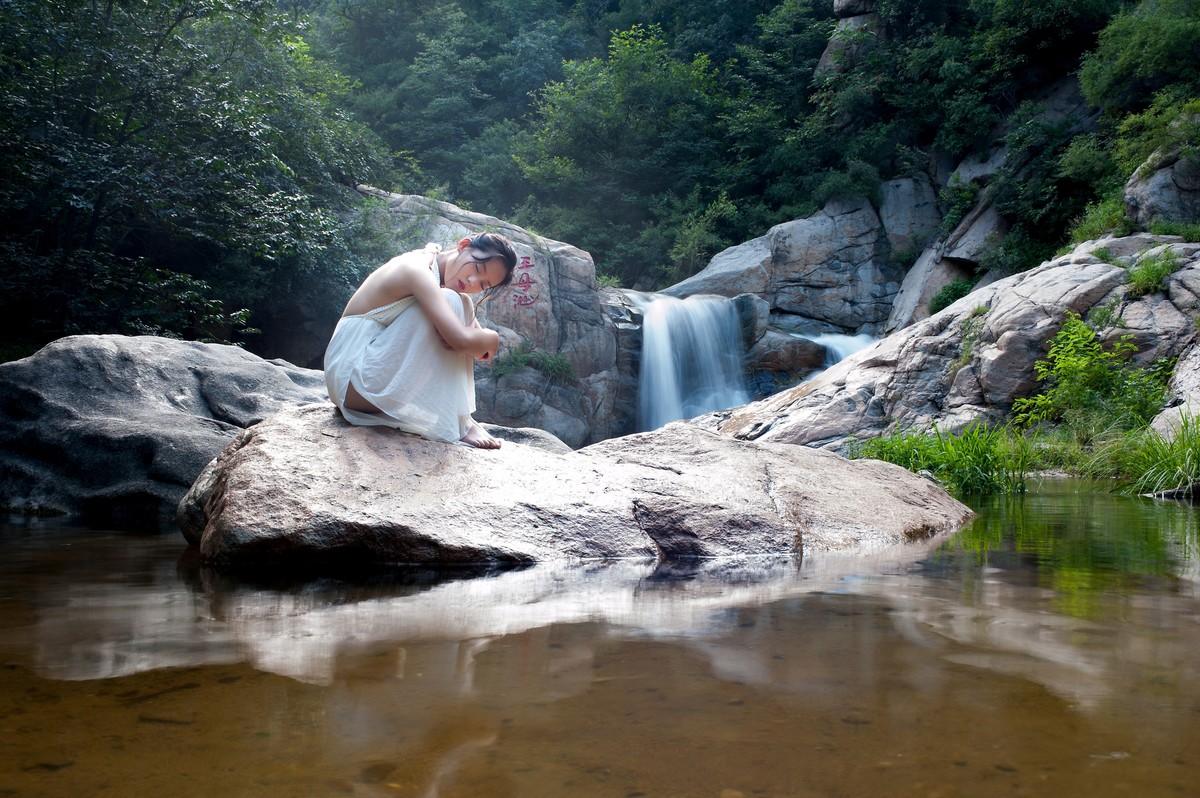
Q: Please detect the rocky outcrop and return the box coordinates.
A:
[356,189,631,446]
[878,175,941,255]
[663,197,903,335]
[885,78,1098,333]
[179,404,974,568]
[1125,148,1200,229]
[816,1,878,78]
[0,335,326,528]
[703,237,1200,450]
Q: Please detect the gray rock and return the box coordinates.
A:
[1151,343,1200,440]
[942,202,1008,263]
[0,335,325,528]
[885,248,977,332]
[815,14,879,77]
[179,405,975,567]
[1125,150,1200,228]
[878,175,942,254]
[707,237,1200,449]
[834,0,874,17]
[664,197,902,334]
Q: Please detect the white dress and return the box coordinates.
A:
[324,245,477,442]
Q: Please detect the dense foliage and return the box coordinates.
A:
[3,0,1199,352]
[298,0,1200,288]
[0,0,394,352]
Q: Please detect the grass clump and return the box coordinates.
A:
[1067,190,1135,244]
[850,422,1031,496]
[489,339,577,383]
[1115,415,1200,498]
[1125,249,1182,298]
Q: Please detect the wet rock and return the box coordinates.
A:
[179,405,974,568]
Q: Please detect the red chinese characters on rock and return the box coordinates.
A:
[511,256,540,308]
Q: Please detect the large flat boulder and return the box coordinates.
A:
[0,335,326,528]
[179,405,974,568]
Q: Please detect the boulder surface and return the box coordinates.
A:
[179,405,975,568]
[0,335,326,528]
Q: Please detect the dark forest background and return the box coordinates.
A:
[2,0,1198,360]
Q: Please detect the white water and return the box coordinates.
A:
[633,293,749,431]
[801,332,876,366]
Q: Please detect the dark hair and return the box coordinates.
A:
[466,232,518,300]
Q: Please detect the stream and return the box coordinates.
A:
[1,478,1197,797]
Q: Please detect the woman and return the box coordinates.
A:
[324,232,517,448]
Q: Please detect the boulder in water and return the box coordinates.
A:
[179,405,975,568]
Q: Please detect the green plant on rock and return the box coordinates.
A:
[850,421,1030,496]
[489,339,577,383]
[929,278,977,315]
[1068,190,1135,244]
[1126,248,1182,297]
[1011,310,1169,433]
[937,176,980,236]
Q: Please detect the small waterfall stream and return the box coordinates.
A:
[802,332,876,367]
[631,293,749,431]
[629,293,878,431]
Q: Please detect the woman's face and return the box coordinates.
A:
[446,248,508,295]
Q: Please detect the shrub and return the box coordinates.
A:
[928,278,976,315]
[1011,310,1169,432]
[937,176,980,236]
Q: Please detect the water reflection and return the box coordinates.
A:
[1,483,1199,798]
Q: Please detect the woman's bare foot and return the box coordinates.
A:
[461,421,501,449]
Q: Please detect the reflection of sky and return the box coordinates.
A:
[7,528,1199,719]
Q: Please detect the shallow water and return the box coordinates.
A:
[1,479,1198,798]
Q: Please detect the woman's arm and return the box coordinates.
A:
[365,254,498,359]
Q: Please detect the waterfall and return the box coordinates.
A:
[802,332,876,366]
[631,293,749,431]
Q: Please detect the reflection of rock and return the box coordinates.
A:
[0,334,326,528]
[179,404,973,567]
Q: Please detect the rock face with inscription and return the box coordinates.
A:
[179,404,974,567]
[363,190,632,446]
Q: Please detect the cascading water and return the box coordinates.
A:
[802,332,876,367]
[631,293,749,431]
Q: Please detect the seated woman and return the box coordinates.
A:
[324,232,517,448]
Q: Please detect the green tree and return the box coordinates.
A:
[1080,0,1200,117]
[517,24,729,283]
[0,0,393,348]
